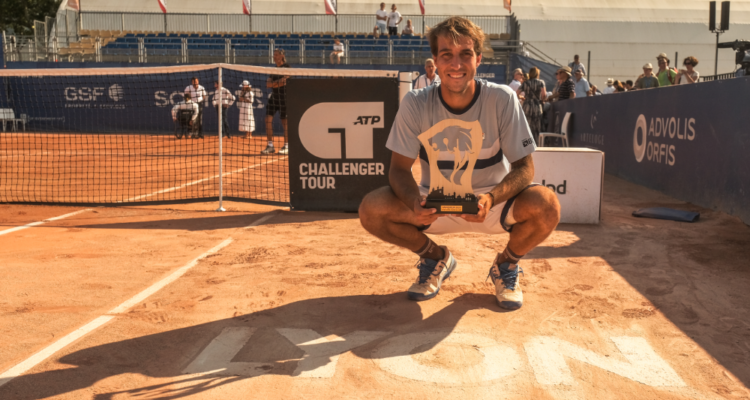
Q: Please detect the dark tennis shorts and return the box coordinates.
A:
[266,94,287,119]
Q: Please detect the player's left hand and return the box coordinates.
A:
[459,193,493,223]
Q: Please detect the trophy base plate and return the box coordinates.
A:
[424,200,479,215]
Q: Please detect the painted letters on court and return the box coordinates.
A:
[185,328,688,389]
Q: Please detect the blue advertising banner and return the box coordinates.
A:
[549,77,750,225]
[0,67,290,136]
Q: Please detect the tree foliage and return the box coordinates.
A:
[0,0,64,36]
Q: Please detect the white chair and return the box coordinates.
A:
[0,109,15,132]
[538,111,572,147]
[18,114,27,131]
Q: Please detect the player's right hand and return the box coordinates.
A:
[413,197,439,226]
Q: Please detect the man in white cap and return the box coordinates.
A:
[237,80,255,139]
[601,78,615,94]
[634,63,660,90]
[656,53,677,87]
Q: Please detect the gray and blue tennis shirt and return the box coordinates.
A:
[386,79,536,194]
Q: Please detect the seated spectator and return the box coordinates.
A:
[402,19,414,36]
[676,56,700,84]
[172,93,199,124]
[634,63,660,89]
[172,93,199,138]
[624,80,634,91]
[508,68,524,92]
[330,38,345,64]
[573,69,590,98]
[589,85,601,96]
[601,78,616,94]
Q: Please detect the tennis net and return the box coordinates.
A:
[0,63,397,206]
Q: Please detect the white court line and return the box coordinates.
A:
[0,209,90,237]
[0,213,277,389]
[0,239,232,388]
[123,156,287,203]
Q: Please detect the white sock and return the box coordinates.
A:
[267,141,274,147]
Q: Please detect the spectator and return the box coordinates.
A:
[568,54,586,76]
[330,38,345,64]
[589,85,601,96]
[676,56,700,84]
[601,78,615,94]
[375,3,388,37]
[517,66,546,142]
[547,66,575,101]
[213,81,236,139]
[613,80,626,92]
[387,4,402,36]
[171,93,199,138]
[634,63,660,89]
[184,77,207,138]
[237,80,255,139]
[655,53,677,87]
[413,58,440,89]
[573,69,590,98]
[624,80,634,90]
[263,49,291,155]
[508,68,523,92]
[402,19,414,36]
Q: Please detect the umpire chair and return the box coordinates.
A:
[174,109,198,139]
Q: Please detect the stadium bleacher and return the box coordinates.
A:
[90,31,435,63]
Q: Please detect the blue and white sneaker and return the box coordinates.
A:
[407,246,457,301]
[488,262,524,310]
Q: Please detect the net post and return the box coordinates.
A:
[216,66,226,212]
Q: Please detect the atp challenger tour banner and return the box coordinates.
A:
[286,78,399,212]
[548,76,750,225]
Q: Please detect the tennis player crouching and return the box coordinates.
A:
[359,17,560,311]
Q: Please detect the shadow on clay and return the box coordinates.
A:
[1,293,503,400]
[72,210,358,231]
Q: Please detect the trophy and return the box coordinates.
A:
[418,119,484,214]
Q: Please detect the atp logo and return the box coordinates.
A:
[299,102,384,159]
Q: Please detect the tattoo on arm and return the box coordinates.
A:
[487,155,534,207]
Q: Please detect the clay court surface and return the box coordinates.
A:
[0,134,289,204]
[1,174,749,399]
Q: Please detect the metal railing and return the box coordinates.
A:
[3,33,518,66]
[700,72,739,82]
[77,12,512,36]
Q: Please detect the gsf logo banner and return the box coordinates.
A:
[287,78,399,212]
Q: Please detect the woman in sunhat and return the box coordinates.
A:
[238,80,255,139]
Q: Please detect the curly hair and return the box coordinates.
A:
[683,56,699,66]
[427,16,485,57]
